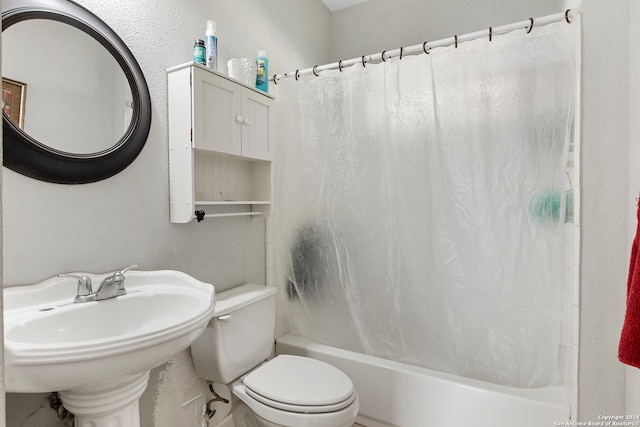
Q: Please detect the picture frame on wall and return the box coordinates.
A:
[2,77,27,129]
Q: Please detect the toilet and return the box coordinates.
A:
[190,284,359,427]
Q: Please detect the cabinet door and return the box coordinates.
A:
[192,68,242,156]
[241,89,272,161]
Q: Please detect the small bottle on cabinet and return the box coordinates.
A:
[255,50,268,92]
[193,39,206,65]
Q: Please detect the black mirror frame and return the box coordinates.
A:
[2,0,152,184]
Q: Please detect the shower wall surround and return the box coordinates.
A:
[271,0,629,422]
[275,16,578,390]
[302,0,631,421]
[325,0,632,421]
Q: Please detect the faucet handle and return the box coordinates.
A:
[113,265,137,295]
[59,273,93,302]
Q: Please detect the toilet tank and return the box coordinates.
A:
[191,284,277,384]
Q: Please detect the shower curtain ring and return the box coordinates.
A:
[313,65,319,76]
[362,56,366,67]
[400,46,404,60]
[423,41,430,54]
[273,74,278,85]
[489,27,493,41]
[565,9,571,23]
[295,69,300,80]
[527,17,534,33]
[339,60,343,72]
[381,50,387,61]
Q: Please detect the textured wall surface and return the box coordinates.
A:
[578,0,628,420]
[329,0,563,61]
[627,0,640,415]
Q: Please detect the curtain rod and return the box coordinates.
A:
[272,8,576,84]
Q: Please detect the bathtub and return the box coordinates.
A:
[276,333,570,427]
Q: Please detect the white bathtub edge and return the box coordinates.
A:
[276,333,570,427]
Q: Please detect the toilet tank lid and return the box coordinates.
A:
[213,284,277,316]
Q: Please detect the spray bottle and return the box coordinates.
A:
[256,50,268,92]
[205,20,218,70]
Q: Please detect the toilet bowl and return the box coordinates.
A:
[190,284,359,427]
[232,355,358,427]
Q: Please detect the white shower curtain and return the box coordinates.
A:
[274,19,578,388]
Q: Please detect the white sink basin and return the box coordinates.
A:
[4,269,215,422]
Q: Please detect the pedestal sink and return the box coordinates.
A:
[4,269,215,427]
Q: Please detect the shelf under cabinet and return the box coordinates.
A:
[195,201,271,205]
[192,200,271,221]
[194,211,264,220]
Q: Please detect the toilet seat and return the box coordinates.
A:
[245,385,357,413]
[243,355,356,414]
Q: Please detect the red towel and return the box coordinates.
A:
[620,201,640,367]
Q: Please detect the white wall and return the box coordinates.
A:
[579,0,628,421]
[3,0,331,288]
[627,0,640,417]
[2,0,331,425]
[330,0,564,61]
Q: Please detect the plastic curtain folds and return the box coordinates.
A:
[274,20,577,388]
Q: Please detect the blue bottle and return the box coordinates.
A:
[256,50,269,92]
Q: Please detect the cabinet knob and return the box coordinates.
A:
[236,115,244,123]
[243,117,251,125]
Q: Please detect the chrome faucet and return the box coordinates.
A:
[60,265,138,303]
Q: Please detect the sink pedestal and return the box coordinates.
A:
[59,371,150,427]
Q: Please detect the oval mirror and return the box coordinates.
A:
[1,0,152,184]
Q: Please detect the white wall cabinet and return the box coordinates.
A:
[167,62,274,223]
